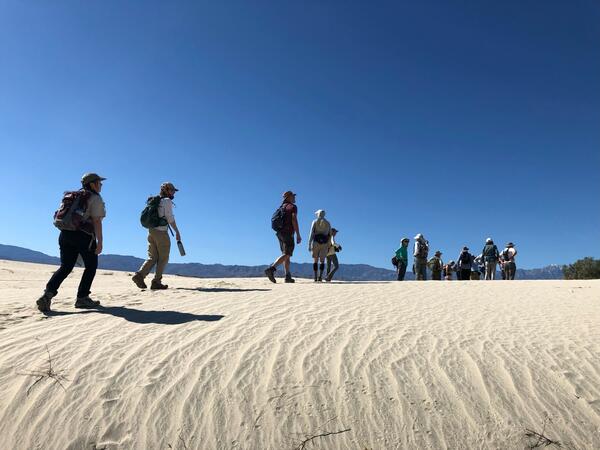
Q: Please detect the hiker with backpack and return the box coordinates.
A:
[427,251,444,280]
[132,182,182,290]
[265,191,301,283]
[473,254,485,279]
[482,238,500,280]
[36,173,107,312]
[308,209,332,282]
[413,234,429,281]
[393,237,410,281]
[456,247,473,281]
[325,228,341,282]
[501,242,518,280]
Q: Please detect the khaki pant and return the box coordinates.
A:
[137,228,171,282]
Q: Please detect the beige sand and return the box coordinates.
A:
[1,259,599,449]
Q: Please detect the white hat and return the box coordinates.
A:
[315,209,325,218]
[414,233,423,240]
[486,237,493,244]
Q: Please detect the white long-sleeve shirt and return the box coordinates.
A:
[155,198,175,231]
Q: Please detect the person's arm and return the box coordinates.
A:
[307,221,314,249]
[170,220,181,242]
[293,212,302,244]
[164,199,181,241]
[93,218,103,255]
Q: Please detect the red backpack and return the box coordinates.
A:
[53,190,93,234]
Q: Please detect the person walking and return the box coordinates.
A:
[501,242,518,280]
[132,182,182,290]
[265,191,301,283]
[473,254,485,279]
[308,210,332,282]
[413,234,429,281]
[482,238,500,280]
[427,251,444,280]
[325,228,341,282]
[36,173,107,312]
[394,238,410,281]
[457,246,473,281]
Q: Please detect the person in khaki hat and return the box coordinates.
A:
[36,173,107,312]
[132,182,182,290]
[427,251,444,280]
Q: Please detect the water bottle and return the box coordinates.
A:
[177,240,186,256]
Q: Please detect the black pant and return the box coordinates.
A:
[396,261,407,281]
[460,269,471,280]
[46,230,98,298]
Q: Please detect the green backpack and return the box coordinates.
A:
[140,196,168,229]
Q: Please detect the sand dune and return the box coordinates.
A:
[1,259,599,449]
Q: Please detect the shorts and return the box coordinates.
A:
[312,242,329,259]
[276,231,294,256]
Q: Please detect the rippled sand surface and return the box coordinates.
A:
[1,260,599,449]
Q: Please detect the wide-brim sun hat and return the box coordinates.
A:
[81,173,107,185]
[506,242,514,247]
[435,251,442,256]
[486,238,493,243]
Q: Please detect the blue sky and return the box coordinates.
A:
[1,0,599,269]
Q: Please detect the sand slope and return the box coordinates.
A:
[1,259,599,449]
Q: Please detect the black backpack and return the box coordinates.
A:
[140,196,168,229]
[459,252,471,265]
[271,205,286,231]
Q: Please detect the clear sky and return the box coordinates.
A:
[1,0,599,269]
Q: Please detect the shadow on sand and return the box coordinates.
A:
[176,287,271,293]
[44,306,224,325]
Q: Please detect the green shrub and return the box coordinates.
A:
[563,257,600,280]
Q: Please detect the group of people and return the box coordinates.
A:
[264,191,342,283]
[35,178,519,313]
[36,173,183,312]
[394,234,518,281]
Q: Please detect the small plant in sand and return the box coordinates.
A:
[525,415,562,449]
[290,416,351,450]
[18,345,68,396]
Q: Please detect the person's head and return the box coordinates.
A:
[160,182,179,199]
[401,237,410,247]
[315,209,325,219]
[486,237,493,244]
[81,173,106,193]
[506,242,514,248]
[435,251,442,257]
[448,260,455,267]
[463,246,469,252]
[414,233,423,241]
[331,228,338,236]
[282,190,296,204]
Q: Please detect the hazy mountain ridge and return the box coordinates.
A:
[0,244,564,281]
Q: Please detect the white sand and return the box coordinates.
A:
[1,259,599,449]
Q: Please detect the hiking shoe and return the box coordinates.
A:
[317,276,323,282]
[150,281,168,290]
[36,291,54,312]
[285,274,295,283]
[264,266,277,283]
[132,273,147,289]
[75,296,101,309]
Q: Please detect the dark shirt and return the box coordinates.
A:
[282,202,297,234]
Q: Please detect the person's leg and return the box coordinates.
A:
[46,231,79,295]
[137,232,159,279]
[153,230,171,284]
[318,256,325,281]
[326,256,332,277]
[398,261,407,280]
[76,232,99,299]
[327,254,339,281]
[485,261,492,280]
[490,261,497,280]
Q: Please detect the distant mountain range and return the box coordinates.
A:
[0,244,565,281]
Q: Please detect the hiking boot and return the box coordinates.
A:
[317,276,323,282]
[264,266,277,283]
[284,274,295,283]
[36,291,55,312]
[132,273,147,289]
[75,296,101,309]
[150,281,168,290]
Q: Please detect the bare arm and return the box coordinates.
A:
[170,220,181,242]
[93,218,103,255]
[293,213,302,244]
